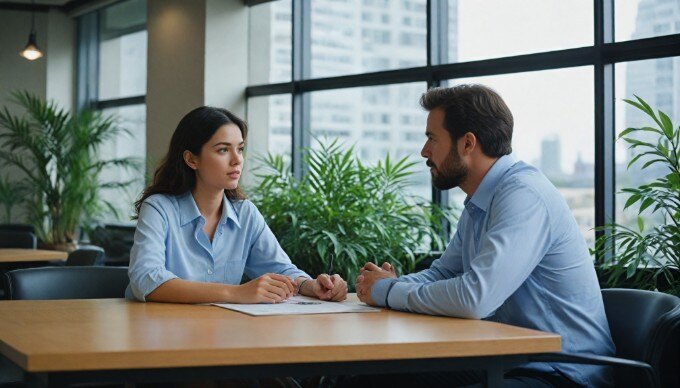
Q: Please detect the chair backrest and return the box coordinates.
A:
[0,223,35,234]
[602,288,680,387]
[2,266,129,300]
[0,230,37,249]
[66,245,105,266]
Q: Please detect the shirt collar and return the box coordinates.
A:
[178,191,241,228]
[466,154,516,212]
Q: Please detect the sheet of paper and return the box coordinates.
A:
[212,295,381,316]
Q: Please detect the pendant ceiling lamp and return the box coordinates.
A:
[20,0,43,61]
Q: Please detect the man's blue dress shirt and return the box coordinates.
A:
[372,155,615,386]
[126,192,309,301]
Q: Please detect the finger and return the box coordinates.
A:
[262,291,282,303]
[263,281,289,299]
[317,274,334,289]
[331,274,343,285]
[268,274,295,294]
[356,274,365,283]
[381,262,392,271]
[330,280,348,301]
[363,262,382,272]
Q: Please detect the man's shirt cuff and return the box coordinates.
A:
[371,279,421,311]
[370,278,395,307]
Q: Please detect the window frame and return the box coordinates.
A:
[254,0,680,257]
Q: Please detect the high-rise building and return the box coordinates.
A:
[624,0,680,187]
[251,0,458,199]
[540,136,563,179]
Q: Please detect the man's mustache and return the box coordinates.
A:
[426,160,434,168]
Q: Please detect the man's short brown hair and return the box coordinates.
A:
[420,84,513,157]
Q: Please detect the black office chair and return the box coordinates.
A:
[65,245,105,266]
[0,224,35,234]
[529,288,680,388]
[0,266,129,386]
[0,230,37,249]
[2,266,129,300]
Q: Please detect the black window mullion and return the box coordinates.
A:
[594,0,615,263]
[76,11,99,112]
[428,0,451,242]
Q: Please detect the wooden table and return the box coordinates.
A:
[0,295,560,387]
[0,249,67,263]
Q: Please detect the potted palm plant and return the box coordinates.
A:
[0,91,140,250]
[593,96,679,296]
[250,139,456,286]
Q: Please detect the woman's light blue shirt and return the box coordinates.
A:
[125,192,309,301]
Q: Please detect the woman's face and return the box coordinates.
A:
[186,123,244,192]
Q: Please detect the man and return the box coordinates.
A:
[355,84,615,387]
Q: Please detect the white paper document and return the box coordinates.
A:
[212,295,381,316]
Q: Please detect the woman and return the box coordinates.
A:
[126,106,347,303]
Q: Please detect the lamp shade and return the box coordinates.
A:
[20,31,43,61]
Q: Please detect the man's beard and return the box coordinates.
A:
[427,150,468,190]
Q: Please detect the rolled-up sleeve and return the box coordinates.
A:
[128,202,179,301]
[244,206,310,281]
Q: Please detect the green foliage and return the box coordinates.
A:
[0,91,141,246]
[0,174,27,223]
[592,95,680,296]
[250,139,457,287]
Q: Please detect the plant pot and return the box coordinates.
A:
[40,241,78,253]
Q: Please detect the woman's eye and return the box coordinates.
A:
[218,148,228,153]
[238,147,245,153]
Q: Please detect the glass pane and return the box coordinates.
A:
[616,0,680,42]
[615,57,679,230]
[445,67,596,246]
[99,104,146,222]
[98,0,147,100]
[247,94,292,157]
[310,0,427,78]
[448,0,593,63]
[249,0,292,85]
[309,82,430,199]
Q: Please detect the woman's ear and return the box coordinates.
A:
[183,150,198,170]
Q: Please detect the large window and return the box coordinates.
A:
[447,67,595,245]
[77,0,147,222]
[615,56,679,233]
[247,0,680,254]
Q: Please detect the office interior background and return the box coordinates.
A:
[1,0,679,252]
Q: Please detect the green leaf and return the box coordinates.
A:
[624,194,641,210]
[637,216,645,233]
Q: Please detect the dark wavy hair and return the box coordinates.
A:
[134,106,248,218]
[420,84,513,157]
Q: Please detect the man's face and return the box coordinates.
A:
[420,108,468,190]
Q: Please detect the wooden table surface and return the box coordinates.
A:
[0,249,67,263]
[0,295,560,373]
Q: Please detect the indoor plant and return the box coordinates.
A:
[0,91,140,249]
[593,96,679,296]
[250,139,456,285]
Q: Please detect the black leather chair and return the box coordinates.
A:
[0,231,37,249]
[0,224,35,234]
[0,266,129,386]
[65,245,105,266]
[2,266,129,300]
[529,288,680,388]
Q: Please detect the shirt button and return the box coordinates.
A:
[207,269,213,275]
